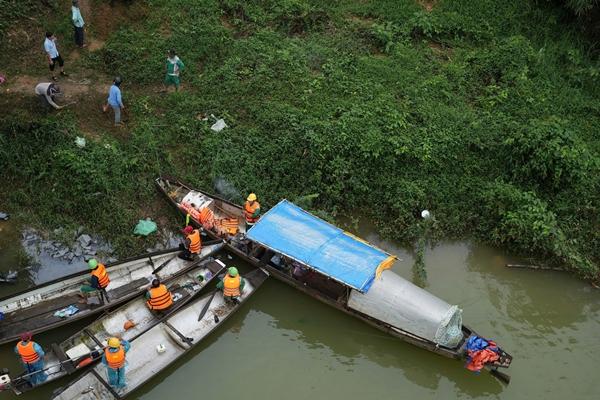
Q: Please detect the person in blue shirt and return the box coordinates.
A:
[102,337,131,389]
[104,77,125,126]
[71,0,86,48]
[44,32,67,81]
[14,332,48,386]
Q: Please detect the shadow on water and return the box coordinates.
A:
[465,244,600,331]
[247,279,504,397]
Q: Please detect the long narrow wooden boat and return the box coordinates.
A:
[0,241,224,345]
[51,268,269,400]
[155,176,513,382]
[1,256,227,395]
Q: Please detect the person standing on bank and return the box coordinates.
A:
[104,77,124,126]
[165,49,184,92]
[71,0,86,48]
[44,32,68,81]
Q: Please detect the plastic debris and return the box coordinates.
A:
[172,292,183,302]
[123,320,135,330]
[54,305,80,318]
[0,74,6,84]
[0,212,9,221]
[210,114,227,132]
[75,137,86,148]
[133,219,157,236]
[421,210,431,219]
[156,344,166,354]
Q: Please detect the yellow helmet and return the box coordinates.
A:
[108,337,121,348]
[247,193,257,201]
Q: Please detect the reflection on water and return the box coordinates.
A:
[0,220,599,400]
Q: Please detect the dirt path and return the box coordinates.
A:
[418,0,436,12]
[5,75,108,98]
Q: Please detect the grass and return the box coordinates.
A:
[0,0,599,282]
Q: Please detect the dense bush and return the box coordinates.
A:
[1,0,599,281]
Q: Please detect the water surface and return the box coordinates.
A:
[1,222,599,400]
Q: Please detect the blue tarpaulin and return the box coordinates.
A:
[246,200,394,292]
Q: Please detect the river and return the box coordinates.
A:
[0,218,599,400]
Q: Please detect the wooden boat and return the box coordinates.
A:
[1,256,227,395]
[0,241,224,345]
[155,176,513,383]
[51,268,269,400]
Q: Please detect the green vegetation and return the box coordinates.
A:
[1,0,599,282]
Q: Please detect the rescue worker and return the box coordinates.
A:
[244,193,261,228]
[14,332,47,386]
[179,225,201,260]
[80,259,110,303]
[145,278,174,311]
[216,267,245,303]
[102,337,130,389]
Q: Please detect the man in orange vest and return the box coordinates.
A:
[244,193,261,228]
[14,332,47,385]
[145,278,174,311]
[216,267,245,303]
[102,337,130,389]
[80,259,110,303]
[179,225,202,260]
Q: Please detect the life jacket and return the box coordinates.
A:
[91,263,110,289]
[187,229,201,254]
[104,346,125,369]
[180,202,201,222]
[244,201,260,224]
[17,341,40,364]
[147,284,173,310]
[223,274,241,297]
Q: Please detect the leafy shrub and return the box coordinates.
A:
[503,117,594,191]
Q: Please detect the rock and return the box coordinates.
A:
[74,247,83,257]
[85,249,97,256]
[78,234,92,247]
[53,227,64,235]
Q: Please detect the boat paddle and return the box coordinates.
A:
[152,255,178,275]
[197,290,219,322]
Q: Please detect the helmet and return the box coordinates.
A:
[228,267,239,277]
[20,332,33,342]
[88,259,98,269]
[182,225,194,234]
[247,193,257,201]
[108,337,121,348]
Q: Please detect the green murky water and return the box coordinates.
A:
[1,220,599,400]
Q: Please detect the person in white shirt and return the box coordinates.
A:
[44,32,68,81]
[71,0,86,48]
[35,82,64,110]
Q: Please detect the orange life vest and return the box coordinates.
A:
[104,346,125,369]
[17,341,40,364]
[181,202,201,222]
[91,263,110,289]
[223,274,241,297]
[187,229,201,254]
[244,201,260,224]
[147,284,173,310]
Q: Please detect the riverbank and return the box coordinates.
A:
[0,0,598,282]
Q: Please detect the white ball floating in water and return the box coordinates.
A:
[421,210,431,219]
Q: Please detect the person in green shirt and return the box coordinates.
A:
[164,49,185,92]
